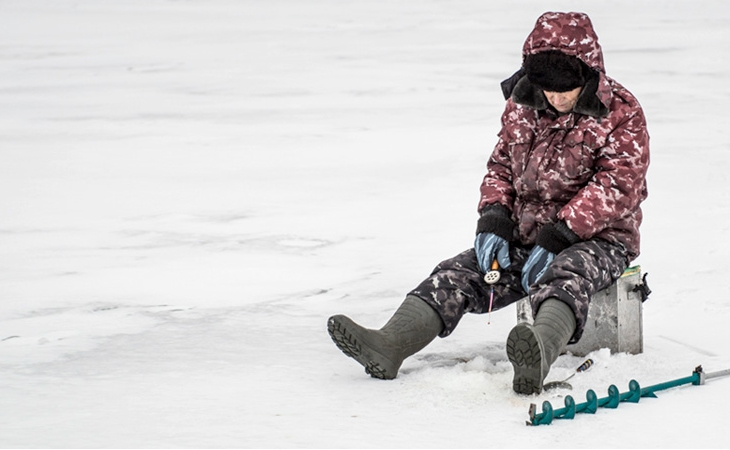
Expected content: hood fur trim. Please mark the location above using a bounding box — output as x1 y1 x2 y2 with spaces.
508 72 608 118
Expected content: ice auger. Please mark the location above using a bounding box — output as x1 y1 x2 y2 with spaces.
527 365 730 426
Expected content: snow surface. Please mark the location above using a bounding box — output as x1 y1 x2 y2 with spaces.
1 0 729 447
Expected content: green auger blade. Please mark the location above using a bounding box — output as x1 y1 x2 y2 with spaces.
527 365 724 426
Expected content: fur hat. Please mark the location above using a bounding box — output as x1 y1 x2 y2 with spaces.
523 50 590 92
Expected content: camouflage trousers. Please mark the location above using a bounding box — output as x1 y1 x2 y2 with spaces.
409 239 629 344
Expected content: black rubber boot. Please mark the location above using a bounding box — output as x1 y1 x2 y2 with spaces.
506 298 576 395
327 296 443 379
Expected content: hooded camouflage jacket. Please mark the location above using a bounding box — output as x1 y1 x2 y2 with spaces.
478 12 650 259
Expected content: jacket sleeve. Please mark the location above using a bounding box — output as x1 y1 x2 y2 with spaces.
478 102 519 213
558 103 650 240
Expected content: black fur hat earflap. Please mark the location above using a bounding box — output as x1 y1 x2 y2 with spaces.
523 50 591 92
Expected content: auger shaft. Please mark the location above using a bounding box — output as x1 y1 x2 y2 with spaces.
528 365 728 426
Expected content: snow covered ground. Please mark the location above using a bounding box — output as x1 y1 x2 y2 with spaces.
1 0 729 447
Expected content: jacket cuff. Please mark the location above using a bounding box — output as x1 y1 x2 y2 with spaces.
536 221 581 254
476 204 516 241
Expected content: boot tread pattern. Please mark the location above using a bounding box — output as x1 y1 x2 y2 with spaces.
327 316 391 380
507 324 544 395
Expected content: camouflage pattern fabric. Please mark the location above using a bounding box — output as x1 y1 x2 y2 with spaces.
409 13 646 346
479 12 650 260
409 239 628 343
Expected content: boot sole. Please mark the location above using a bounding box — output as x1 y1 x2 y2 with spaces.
506 324 545 395
327 315 397 380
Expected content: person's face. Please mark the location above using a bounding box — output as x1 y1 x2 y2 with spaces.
543 86 582 113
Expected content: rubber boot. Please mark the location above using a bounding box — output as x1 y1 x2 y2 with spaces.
506 298 576 395
327 296 443 379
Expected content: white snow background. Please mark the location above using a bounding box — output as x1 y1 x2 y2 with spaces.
1 0 729 447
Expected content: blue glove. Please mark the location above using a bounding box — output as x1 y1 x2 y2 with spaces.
475 204 515 274
521 245 555 292
521 221 581 292
475 232 511 273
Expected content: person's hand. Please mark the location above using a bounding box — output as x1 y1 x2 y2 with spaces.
521 221 580 292
475 204 515 274
521 245 554 292
475 232 511 273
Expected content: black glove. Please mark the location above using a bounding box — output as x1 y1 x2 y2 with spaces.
475 204 515 240
535 221 580 254
475 205 516 272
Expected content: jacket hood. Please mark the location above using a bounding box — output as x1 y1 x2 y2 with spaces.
501 11 613 117
523 12 605 73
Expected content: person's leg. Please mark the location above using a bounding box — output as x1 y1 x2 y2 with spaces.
409 248 530 337
530 239 629 342
328 295 443 379
507 240 629 394
327 247 528 379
